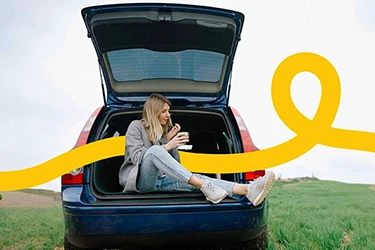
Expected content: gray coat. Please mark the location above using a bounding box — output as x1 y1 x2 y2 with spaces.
118 120 180 192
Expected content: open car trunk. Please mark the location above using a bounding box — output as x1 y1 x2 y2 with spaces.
89 107 241 204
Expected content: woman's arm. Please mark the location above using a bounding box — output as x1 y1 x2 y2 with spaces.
160 135 181 163
126 121 148 166
166 123 181 141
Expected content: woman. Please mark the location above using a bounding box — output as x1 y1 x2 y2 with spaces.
119 93 275 205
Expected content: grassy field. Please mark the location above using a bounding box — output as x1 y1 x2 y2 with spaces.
0 208 63 250
0 179 374 249
267 178 375 249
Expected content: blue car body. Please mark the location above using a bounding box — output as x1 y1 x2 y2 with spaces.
63 185 267 247
62 3 268 249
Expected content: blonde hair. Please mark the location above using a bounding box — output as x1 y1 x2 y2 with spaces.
141 94 173 143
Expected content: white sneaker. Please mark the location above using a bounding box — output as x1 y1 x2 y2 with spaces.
246 171 276 206
201 180 228 204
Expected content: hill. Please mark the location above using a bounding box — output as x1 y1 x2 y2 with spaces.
0 189 61 208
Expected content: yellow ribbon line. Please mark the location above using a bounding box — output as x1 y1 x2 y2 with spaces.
1 52 374 192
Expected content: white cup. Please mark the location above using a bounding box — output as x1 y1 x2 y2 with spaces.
179 132 189 137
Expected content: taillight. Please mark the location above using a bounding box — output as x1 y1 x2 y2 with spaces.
230 106 265 181
61 107 103 185
61 169 83 185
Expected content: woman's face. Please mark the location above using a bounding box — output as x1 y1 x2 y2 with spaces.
158 103 171 125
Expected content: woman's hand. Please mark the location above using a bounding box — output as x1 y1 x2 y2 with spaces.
167 123 181 141
164 132 189 151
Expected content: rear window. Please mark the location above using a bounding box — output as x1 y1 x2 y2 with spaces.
107 49 225 82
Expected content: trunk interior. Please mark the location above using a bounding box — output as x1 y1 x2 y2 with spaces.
90 107 241 202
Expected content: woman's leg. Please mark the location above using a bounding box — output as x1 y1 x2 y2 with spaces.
155 175 199 192
137 145 275 205
192 174 237 197
137 146 239 197
154 170 276 206
137 146 228 200
154 174 240 198
138 145 245 194
137 145 194 192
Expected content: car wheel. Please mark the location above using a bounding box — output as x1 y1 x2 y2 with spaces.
64 235 100 250
223 226 268 250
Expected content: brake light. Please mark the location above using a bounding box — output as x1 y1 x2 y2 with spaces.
61 107 103 185
230 106 265 181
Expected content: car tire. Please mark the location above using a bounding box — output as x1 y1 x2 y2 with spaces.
223 226 268 250
64 235 99 250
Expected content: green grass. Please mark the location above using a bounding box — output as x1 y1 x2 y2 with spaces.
0 180 374 249
0 208 63 250
267 179 375 249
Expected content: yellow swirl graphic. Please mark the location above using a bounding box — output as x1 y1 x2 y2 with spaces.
0 137 125 191
1 52 373 192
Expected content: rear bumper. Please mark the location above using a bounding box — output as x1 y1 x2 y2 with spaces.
66 227 267 249
62 186 268 249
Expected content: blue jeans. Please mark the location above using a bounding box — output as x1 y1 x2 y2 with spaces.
137 145 235 198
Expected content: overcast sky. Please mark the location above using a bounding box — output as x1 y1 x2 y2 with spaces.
1 0 374 192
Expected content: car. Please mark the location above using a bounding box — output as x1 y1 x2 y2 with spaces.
62 3 269 250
